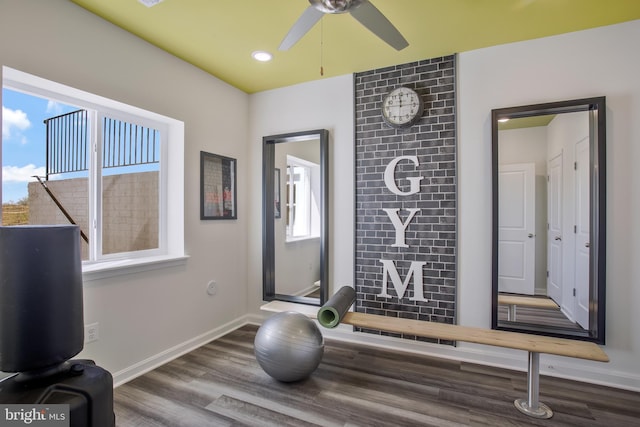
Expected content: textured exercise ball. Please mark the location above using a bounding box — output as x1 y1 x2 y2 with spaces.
254 311 324 382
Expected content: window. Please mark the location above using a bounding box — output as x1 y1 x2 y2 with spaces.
2 67 185 277
285 155 320 241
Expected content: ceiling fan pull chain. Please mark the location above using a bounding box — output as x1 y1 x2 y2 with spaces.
320 16 324 76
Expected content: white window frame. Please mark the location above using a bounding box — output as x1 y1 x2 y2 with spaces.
285 154 320 242
2 66 186 280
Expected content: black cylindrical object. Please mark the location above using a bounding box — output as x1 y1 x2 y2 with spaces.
0 225 84 372
317 286 356 328
0 359 116 427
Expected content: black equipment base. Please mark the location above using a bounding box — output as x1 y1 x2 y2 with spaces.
0 359 115 427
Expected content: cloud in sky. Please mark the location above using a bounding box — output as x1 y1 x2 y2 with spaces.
2 105 31 140
46 100 64 115
2 164 46 182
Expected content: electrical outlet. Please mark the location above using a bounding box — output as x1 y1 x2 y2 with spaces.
85 323 99 343
206 280 218 296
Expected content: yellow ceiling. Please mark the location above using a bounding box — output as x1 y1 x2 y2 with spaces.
70 0 640 94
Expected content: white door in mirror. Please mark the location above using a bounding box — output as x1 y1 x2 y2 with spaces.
498 163 536 296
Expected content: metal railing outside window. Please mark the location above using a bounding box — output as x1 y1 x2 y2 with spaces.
102 117 159 170
44 109 88 180
44 110 160 180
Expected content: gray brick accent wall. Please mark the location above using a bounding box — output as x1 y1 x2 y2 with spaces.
354 55 457 345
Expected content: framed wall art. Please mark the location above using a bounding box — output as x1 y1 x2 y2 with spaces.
200 151 237 220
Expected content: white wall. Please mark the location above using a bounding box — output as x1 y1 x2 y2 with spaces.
498 126 547 170
1 0 250 385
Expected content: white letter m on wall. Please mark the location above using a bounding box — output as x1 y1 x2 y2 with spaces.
378 259 428 302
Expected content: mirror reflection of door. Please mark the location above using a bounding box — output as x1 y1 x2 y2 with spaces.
497 111 589 331
547 152 563 306
574 137 590 328
498 163 535 295
492 97 605 344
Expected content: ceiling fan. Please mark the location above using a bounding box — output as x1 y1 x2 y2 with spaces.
279 0 409 51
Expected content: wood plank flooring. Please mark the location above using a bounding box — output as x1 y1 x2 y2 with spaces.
114 324 640 426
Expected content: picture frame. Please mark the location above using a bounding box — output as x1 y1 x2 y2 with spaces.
274 168 281 219
200 151 237 220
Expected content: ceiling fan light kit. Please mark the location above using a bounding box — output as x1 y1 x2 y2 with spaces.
314 0 362 14
138 0 164 8
279 0 409 51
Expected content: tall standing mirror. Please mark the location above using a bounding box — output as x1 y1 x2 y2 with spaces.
491 97 605 343
263 129 329 306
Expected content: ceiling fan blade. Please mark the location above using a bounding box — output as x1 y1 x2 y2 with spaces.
349 1 408 51
279 6 325 51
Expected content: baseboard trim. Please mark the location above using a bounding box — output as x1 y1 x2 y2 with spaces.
112 314 253 387
243 313 264 326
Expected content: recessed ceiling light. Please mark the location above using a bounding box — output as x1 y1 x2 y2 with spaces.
138 0 164 7
252 51 273 62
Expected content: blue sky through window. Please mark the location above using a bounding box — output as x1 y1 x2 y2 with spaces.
2 88 77 203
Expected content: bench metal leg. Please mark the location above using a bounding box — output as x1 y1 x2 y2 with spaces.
507 304 517 321
514 351 553 419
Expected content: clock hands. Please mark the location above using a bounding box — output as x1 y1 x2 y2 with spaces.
382 87 423 128
387 93 417 121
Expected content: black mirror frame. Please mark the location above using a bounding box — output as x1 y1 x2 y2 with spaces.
491 97 606 344
262 129 329 306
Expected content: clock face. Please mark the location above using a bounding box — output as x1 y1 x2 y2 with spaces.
382 87 423 128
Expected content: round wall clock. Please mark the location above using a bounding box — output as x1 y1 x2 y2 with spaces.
381 86 424 128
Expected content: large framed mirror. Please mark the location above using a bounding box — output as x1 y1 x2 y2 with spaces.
491 97 605 344
263 129 329 306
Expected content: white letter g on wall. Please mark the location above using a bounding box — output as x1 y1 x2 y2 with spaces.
383 155 423 196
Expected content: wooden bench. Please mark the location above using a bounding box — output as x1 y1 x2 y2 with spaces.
261 300 608 419
498 294 560 321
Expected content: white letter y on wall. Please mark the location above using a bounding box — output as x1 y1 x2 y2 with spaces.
383 208 420 248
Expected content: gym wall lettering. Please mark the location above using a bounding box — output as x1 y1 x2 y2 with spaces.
378 156 428 303
354 56 457 344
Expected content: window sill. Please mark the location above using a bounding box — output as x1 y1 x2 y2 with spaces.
82 254 189 282
285 236 320 244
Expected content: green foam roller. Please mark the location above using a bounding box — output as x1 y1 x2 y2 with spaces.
317 286 356 328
